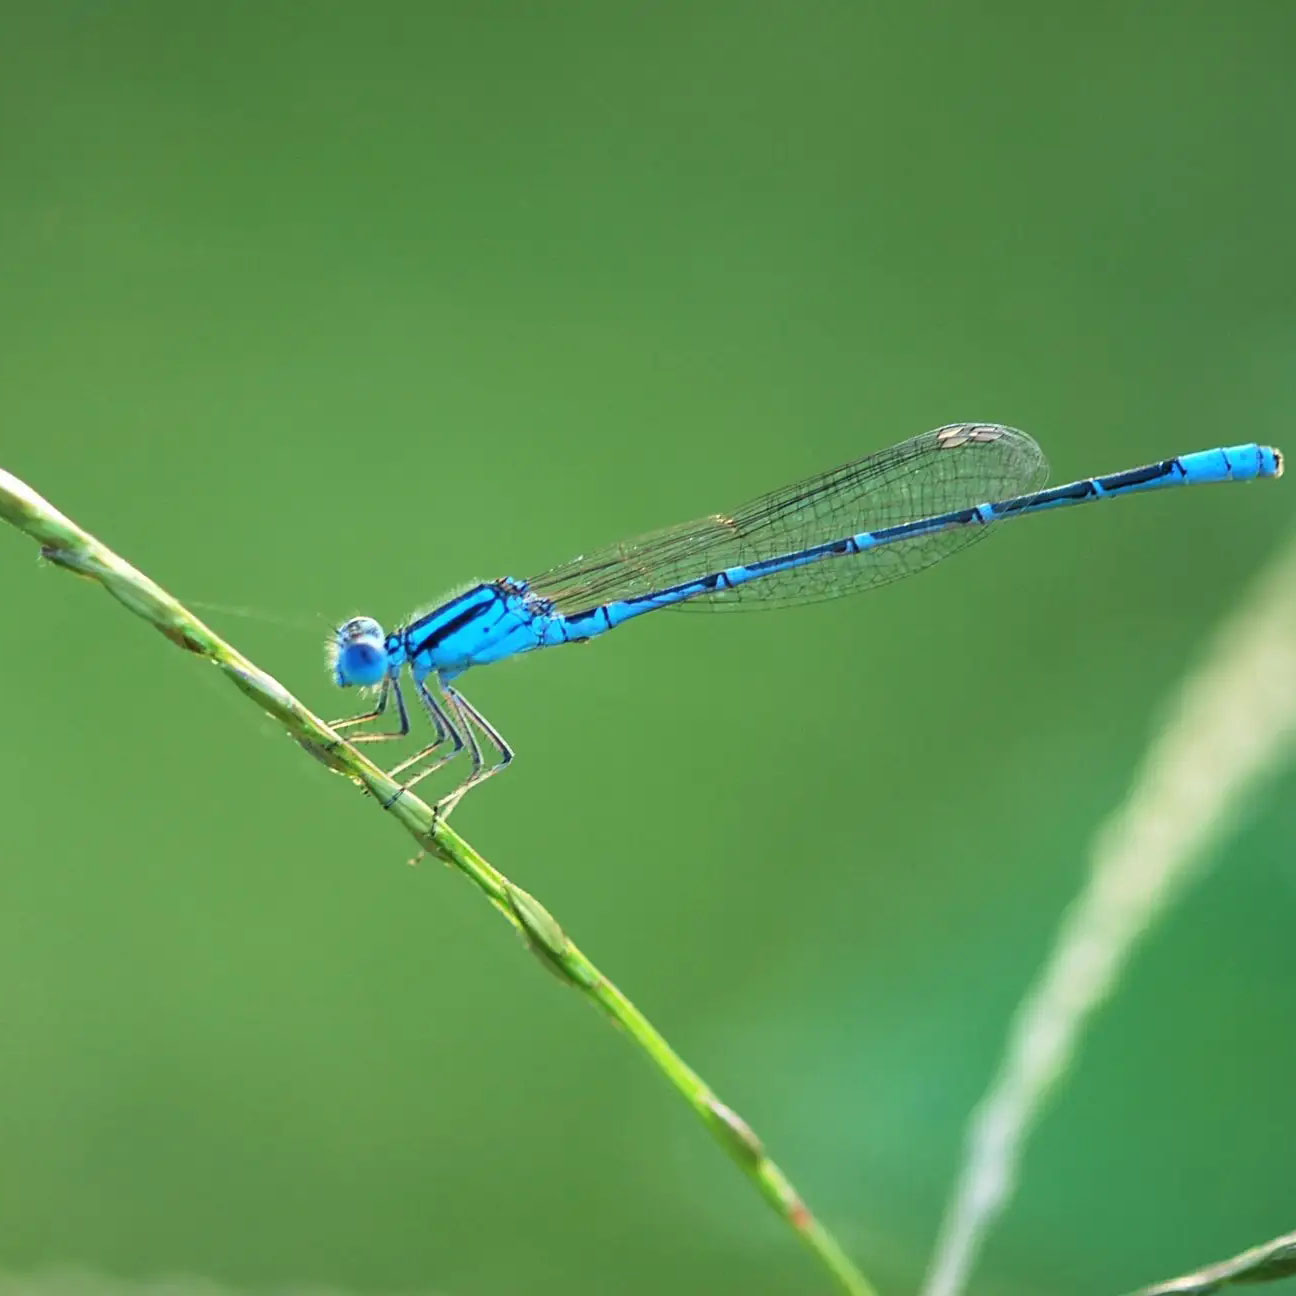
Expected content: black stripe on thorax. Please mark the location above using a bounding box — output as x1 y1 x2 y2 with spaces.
406 585 502 657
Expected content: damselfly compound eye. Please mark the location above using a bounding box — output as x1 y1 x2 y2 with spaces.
330 616 388 687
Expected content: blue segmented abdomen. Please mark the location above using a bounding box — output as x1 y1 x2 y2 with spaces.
536 435 1283 639
1178 444 1282 483
389 430 1282 671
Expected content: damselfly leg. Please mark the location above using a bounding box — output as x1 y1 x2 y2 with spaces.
432 685 514 818
377 676 514 818
329 677 411 742
384 677 464 788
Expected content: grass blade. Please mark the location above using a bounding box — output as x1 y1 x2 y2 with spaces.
922 530 1296 1296
0 465 876 1296
1132 1228 1296 1295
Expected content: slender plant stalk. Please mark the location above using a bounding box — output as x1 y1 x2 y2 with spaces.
922 528 1296 1296
1131 1228 1296 1295
0 466 876 1296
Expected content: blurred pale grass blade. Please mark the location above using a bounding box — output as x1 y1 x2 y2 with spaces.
1132 1227 1296 1295
922 531 1296 1296
0 467 876 1296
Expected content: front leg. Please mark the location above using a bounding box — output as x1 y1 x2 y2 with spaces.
330 677 412 743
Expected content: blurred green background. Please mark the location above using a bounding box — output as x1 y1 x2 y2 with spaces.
2 3 1293 1294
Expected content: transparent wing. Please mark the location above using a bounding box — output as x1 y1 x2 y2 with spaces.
527 424 1049 612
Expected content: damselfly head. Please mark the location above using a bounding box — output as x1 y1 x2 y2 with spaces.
330 616 388 687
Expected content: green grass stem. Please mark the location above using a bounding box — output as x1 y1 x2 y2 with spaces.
1132 1228 1296 1295
0 465 876 1296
